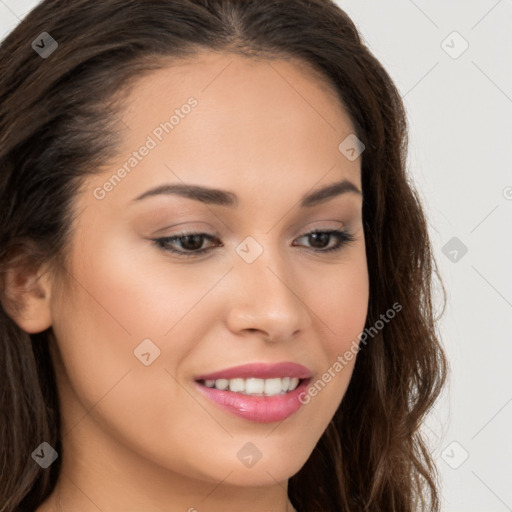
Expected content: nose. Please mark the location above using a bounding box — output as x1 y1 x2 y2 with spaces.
225 243 312 342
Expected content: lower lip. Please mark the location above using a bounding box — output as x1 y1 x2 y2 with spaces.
194 379 310 423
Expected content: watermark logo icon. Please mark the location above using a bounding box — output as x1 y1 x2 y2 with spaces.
338 134 365 161
31 442 58 469
442 236 468 263
441 441 469 469
441 31 469 60
31 32 58 59
134 338 161 366
237 442 263 468
236 236 263 264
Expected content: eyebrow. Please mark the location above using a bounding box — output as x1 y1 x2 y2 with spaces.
132 178 361 207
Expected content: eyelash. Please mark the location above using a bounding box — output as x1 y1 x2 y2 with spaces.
151 229 356 258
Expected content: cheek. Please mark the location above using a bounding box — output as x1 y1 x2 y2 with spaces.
310 245 369 354
48 249 223 478
48 230 231 444
60 228 229 340
299 246 369 414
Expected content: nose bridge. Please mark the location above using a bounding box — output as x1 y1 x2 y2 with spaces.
236 234 292 297
227 234 310 339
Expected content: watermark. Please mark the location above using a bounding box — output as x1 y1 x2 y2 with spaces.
298 301 402 404
441 440 469 469
338 133 365 161
31 32 58 59
440 31 469 60
93 97 198 200
442 236 468 263
31 441 58 468
237 442 263 468
133 338 161 366
235 236 264 263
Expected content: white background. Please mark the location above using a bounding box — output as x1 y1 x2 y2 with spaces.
1 1 511 510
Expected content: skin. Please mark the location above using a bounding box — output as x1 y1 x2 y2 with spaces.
11 52 369 511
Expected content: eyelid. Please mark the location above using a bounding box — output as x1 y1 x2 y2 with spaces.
150 221 218 237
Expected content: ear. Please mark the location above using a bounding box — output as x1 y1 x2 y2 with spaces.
1 256 53 334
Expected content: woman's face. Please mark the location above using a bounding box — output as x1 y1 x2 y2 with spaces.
47 51 369 501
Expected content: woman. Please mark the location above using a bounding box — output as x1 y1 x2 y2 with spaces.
0 1 448 510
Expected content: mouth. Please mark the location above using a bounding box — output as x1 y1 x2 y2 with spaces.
194 362 313 423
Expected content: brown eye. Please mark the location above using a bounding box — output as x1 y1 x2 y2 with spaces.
177 234 207 251
292 230 356 253
153 232 222 257
308 232 331 249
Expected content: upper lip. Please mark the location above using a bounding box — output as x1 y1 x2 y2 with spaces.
195 362 313 381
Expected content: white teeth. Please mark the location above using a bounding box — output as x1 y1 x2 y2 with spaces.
229 378 245 393
264 378 282 395
245 378 264 394
204 377 303 396
214 378 229 390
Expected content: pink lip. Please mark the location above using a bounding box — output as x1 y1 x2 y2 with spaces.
195 362 312 381
194 362 313 423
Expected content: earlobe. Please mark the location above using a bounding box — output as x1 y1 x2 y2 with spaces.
2 260 53 334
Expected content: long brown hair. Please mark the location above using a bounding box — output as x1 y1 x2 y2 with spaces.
0 1 448 510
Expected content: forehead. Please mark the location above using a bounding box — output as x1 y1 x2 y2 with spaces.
122 51 347 122
90 51 361 209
